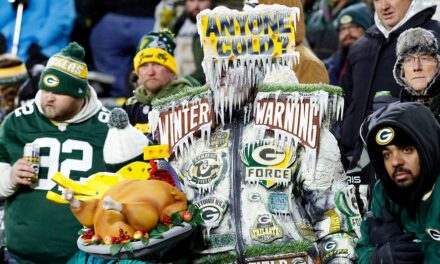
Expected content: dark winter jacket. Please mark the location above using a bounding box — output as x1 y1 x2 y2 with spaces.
355 102 440 263
339 4 440 167
324 52 344 86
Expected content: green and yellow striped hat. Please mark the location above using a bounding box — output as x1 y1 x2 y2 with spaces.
39 42 88 98
0 54 28 85
133 29 177 75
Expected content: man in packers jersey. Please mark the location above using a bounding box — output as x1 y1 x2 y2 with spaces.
0 42 110 263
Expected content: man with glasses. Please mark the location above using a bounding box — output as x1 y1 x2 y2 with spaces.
394 28 440 109
339 0 440 169
324 3 373 86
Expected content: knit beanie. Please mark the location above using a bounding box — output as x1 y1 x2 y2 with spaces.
393 28 440 95
336 3 373 31
39 42 88 98
0 54 28 85
103 108 151 172
133 29 177 75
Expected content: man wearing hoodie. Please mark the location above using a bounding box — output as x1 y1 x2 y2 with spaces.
0 42 111 263
355 102 440 263
339 0 440 168
345 27 440 215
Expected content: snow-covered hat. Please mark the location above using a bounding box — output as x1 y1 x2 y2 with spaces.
393 28 440 97
103 108 150 172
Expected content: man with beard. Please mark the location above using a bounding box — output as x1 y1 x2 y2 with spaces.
123 29 199 139
0 42 111 263
339 0 440 168
324 3 373 85
355 102 440 263
171 0 213 85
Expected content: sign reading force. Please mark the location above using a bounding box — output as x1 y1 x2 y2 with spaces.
197 6 299 60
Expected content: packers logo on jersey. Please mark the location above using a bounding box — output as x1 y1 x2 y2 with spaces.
427 228 440 241
43 74 60 87
376 127 394 145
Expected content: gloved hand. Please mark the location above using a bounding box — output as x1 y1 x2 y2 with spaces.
10 0 29 10
26 43 47 70
366 207 403 246
371 232 424 264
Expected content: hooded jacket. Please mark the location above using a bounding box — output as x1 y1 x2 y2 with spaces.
355 102 440 263
260 0 330 84
393 28 440 122
339 0 440 166
147 74 360 263
0 87 110 263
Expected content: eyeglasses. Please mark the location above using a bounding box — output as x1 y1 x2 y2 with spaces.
403 54 437 67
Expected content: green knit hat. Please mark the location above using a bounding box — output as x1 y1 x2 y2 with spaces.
39 42 88 98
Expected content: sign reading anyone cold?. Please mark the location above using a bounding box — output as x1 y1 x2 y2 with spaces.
197 5 299 59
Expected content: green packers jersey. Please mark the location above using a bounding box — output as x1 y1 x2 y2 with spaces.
0 102 110 264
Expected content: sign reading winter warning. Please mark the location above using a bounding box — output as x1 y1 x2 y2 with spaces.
197 5 299 60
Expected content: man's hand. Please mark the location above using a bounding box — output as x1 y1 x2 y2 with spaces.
366 207 403 246
371 233 424 264
11 158 34 186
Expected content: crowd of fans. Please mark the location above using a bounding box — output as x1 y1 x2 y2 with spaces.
1 0 440 263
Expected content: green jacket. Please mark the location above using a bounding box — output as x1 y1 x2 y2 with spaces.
355 177 440 263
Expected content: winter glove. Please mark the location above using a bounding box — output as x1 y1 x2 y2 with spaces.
26 43 47 70
371 232 424 264
10 0 29 10
366 207 403 246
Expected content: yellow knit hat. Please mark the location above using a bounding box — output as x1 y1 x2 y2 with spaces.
133 29 177 75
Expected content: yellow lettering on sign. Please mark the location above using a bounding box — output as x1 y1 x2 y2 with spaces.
199 8 297 59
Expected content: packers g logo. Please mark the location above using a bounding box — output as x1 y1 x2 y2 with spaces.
324 240 337 251
427 228 440 241
43 74 60 87
376 127 394 145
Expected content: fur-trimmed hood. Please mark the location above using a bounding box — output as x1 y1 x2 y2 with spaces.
393 27 440 100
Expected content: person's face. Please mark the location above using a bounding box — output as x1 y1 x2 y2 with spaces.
374 0 412 30
402 53 438 93
138 62 175 96
185 0 212 22
338 23 365 47
382 144 420 188
40 90 84 122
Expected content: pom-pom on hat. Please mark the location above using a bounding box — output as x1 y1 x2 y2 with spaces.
335 3 373 31
38 42 88 98
103 108 150 172
0 54 28 85
133 29 177 75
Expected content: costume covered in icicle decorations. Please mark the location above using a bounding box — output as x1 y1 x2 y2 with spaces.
147 5 360 263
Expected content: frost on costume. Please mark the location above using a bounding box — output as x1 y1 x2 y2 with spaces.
147 5 361 263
